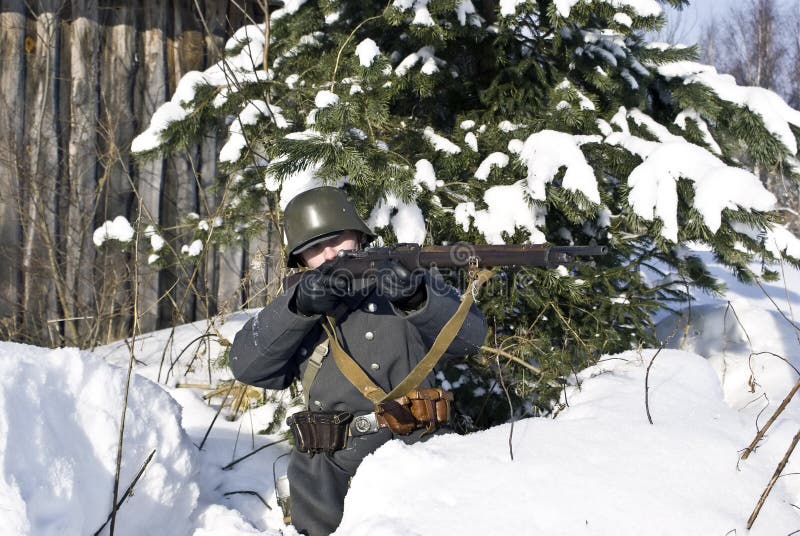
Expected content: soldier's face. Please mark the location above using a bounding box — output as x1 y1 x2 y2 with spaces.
299 230 360 268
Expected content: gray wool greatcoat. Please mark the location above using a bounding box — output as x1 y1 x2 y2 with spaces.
228 270 487 536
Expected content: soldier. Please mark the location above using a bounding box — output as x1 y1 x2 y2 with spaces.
229 186 487 536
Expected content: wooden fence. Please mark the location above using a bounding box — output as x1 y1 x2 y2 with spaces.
0 0 280 347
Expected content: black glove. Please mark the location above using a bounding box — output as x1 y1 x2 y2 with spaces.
294 268 349 316
375 260 426 309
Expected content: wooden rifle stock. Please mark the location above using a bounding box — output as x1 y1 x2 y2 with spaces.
283 243 607 288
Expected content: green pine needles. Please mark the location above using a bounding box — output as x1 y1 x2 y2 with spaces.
133 0 800 424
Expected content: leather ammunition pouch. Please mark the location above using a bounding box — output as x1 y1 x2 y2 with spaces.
288 389 454 454
286 411 352 455
376 387 453 435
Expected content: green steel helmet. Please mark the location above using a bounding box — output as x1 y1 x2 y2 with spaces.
283 186 376 267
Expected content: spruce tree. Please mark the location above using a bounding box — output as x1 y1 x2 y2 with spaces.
133 0 800 426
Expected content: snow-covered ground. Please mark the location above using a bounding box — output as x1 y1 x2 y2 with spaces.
2 250 799 535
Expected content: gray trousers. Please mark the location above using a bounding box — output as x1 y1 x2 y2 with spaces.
287 427 449 536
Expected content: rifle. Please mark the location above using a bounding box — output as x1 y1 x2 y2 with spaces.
284 243 607 288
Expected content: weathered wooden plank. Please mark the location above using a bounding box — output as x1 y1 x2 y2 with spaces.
0 0 26 333
135 0 168 333
165 0 207 323
63 0 100 345
98 3 137 341
196 0 227 317
22 0 62 343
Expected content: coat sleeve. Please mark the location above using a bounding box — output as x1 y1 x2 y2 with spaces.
402 270 488 358
228 286 321 390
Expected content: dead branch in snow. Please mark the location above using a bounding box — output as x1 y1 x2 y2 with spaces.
94 449 156 536
741 378 800 460
747 428 800 529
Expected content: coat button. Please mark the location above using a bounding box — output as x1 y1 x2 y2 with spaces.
299 348 308 356
313 400 322 407
364 331 374 340
370 363 380 370
367 302 377 312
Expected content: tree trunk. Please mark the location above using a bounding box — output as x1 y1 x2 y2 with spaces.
0 0 26 335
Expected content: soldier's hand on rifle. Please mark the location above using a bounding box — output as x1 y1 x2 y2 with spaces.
294 267 349 316
376 260 426 309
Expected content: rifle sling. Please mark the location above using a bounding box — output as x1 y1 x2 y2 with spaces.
300 340 329 407
322 269 493 404
299 300 353 408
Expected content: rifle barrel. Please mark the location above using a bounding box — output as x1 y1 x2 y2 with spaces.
418 244 607 269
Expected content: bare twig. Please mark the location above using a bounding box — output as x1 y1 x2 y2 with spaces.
108 201 143 536
755 279 800 334
644 345 666 425
222 437 290 471
93 450 156 536
223 490 272 509
198 380 238 450
495 355 515 461
747 428 800 530
741 378 800 460
481 345 542 374
748 351 800 379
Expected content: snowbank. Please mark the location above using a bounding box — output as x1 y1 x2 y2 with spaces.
0 343 200 536
336 350 800 535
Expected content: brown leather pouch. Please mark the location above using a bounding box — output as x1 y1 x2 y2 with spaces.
374 399 417 435
286 411 352 454
376 388 453 435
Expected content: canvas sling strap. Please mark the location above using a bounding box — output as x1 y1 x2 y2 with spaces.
321 268 494 405
299 299 354 408
300 340 329 407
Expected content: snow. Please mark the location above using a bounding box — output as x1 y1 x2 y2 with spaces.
3 253 800 534
394 47 443 77
423 127 461 154
499 0 526 17
314 90 339 109
367 194 427 244
413 159 438 191
604 108 777 242
133 25 272 155
474 151 509 180
674 108 722 155
182 240 204 257
93 216 135 247
0 345 200 535
461 182 548 243
656 61 800 155
554 0 661 19
613 12 633 26
354 38 380 67
519 130 601 204
464 132 478 152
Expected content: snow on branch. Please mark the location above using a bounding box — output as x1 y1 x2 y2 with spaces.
656 61 800 155
93 216 135 247
132 25 272 155
368 193 426 243
456 183 547 244
552 0 661 19
606 110 777 242
518 130 600 204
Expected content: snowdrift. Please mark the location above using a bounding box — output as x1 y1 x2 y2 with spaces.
335 350 800 535
0 342 200 536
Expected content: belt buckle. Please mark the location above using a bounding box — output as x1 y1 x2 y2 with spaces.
352 413 380 436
